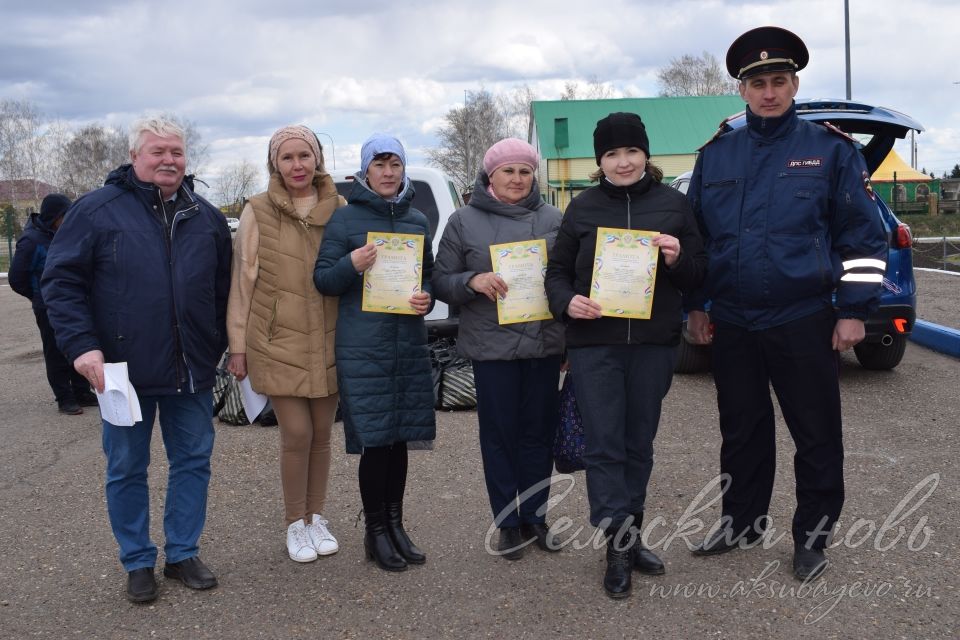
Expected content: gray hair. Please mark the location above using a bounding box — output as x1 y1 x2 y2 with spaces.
128 116 186 154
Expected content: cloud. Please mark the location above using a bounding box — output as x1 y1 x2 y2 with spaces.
2 0 959 184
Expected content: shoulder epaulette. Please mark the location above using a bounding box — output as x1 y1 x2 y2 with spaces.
698 114 739 151
818 120 857 144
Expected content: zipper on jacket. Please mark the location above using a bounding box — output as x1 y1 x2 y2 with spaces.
390 202 400 430
626 191 632 344
158 196 185 392
161 192 200 393
814 236 827 287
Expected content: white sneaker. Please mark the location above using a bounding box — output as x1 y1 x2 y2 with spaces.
307 514 339 556
287 520 318 563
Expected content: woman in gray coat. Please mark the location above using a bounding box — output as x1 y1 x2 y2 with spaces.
433 138 564 561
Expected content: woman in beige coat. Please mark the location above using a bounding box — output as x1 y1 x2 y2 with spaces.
227 125 343 563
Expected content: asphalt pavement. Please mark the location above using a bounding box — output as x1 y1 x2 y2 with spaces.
0 275 957 639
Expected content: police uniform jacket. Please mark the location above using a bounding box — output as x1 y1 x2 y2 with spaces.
687 102 887 329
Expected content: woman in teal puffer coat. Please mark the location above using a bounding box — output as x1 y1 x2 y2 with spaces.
313 133 435 573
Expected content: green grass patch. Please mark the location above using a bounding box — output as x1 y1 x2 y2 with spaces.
895 212 960 237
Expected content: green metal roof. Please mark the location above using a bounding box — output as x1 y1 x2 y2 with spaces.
531 96 746 159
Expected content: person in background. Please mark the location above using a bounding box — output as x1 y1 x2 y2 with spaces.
41 116 231 603
313 134 436 572
226 125 342 563
433 138 564 560
685 26 888 580
9 193 96 415
545 112 706 598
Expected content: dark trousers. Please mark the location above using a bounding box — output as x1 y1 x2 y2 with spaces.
358 443 408 513
473 356 561 529
712 308 844 549
34 307 89 403
568 344 676 528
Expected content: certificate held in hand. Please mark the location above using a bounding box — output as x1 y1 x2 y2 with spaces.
489 239 552 325
361 232 424 315
589 227 660 319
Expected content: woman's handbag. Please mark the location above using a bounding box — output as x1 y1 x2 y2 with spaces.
553 372 585 473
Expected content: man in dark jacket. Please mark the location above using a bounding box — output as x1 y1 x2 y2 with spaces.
41 116 232 604
9 193 95 414
685 27 887 581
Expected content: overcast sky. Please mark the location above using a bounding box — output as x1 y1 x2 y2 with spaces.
2 0 958 192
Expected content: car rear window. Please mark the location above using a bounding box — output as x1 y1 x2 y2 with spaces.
335 178 439 237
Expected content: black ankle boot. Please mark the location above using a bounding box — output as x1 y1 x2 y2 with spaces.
364 510 407 572
385 501 426 564
631 513 665 575
603 528 632 599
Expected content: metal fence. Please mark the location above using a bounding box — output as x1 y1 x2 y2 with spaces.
913 236 960 273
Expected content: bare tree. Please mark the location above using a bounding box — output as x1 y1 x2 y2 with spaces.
558 77 616 101
427 89 508 192
159 113 211 177
499 84 538 141
656 52 738 97
559 81 580 101
214 160 262 214
55 124 129 199
0 99 46 212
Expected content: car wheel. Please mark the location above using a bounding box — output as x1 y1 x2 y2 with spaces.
853 335 907 370
675 326 711 374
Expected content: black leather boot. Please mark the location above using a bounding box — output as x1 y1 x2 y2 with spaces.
385 501 426 565
631 513 665 575
364 510 407 572
603 528 632 599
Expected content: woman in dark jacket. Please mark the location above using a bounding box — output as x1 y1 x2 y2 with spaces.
433 138 564 561
313 133 435 573
544 112 706 599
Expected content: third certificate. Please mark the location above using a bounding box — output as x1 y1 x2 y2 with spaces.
589 227 659 319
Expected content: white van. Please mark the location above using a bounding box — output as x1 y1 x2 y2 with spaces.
329 166 465 336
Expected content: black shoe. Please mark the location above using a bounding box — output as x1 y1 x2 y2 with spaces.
692 528 758 556
126 567 157 603
385 502 426 565
57 399 83 415
603 532 632 599
364 510 407 572
75 391 99 407
497 526 525 561
628 512 663 574
163 556 218 590
793 544 828 580
633 545 665 575
521 522 560 553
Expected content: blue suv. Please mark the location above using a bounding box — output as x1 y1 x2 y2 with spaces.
671 99 920 371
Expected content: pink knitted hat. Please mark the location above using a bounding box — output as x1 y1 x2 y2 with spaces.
483 138 539 177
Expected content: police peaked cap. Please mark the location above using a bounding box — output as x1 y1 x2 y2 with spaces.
725 26 809 80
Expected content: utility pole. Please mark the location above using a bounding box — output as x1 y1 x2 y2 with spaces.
844 0 852 99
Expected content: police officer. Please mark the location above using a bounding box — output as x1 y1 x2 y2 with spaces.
685 26 887 580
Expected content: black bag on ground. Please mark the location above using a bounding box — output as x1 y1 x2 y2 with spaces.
429 338 477 410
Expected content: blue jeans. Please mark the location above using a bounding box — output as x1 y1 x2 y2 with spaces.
101 390 214 571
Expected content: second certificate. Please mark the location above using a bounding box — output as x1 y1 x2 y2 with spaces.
589 227 660 319
362 232 424 315
489 239 552 325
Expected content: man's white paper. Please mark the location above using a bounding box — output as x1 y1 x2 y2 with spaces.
239 377 268 424
97 362 142 427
